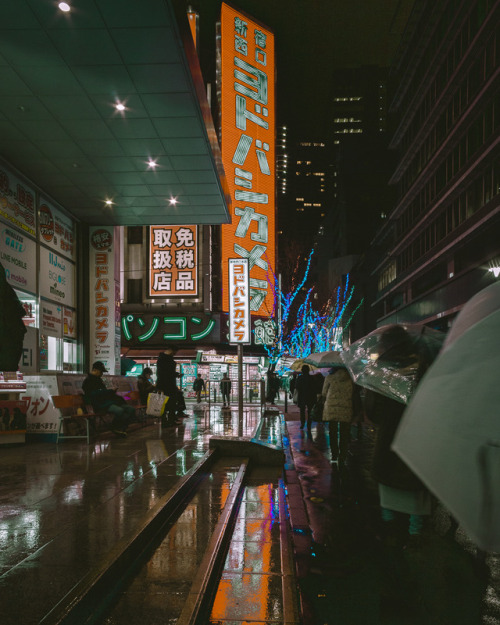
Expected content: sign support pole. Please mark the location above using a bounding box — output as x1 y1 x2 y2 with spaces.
237 343 243 437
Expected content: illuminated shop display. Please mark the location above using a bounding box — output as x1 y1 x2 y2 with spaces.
149 225 198 298
219 3 276 316
121 313 218 344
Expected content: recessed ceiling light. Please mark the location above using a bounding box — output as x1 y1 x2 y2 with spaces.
168 197 178 206
147 159 158 169
58 2 71 12
115 102 126 112
105 199 113 206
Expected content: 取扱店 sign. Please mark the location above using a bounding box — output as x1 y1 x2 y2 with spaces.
228 258 250 344
219 3 276 316
149 225 198 298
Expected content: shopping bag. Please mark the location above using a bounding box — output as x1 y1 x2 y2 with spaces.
146 392 169 417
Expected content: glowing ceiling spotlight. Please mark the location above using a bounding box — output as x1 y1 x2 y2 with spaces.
147 159 158 169
104 199 114 206
58 2 71 12
168 197 178 206
488 266 500 278
115 102 126 112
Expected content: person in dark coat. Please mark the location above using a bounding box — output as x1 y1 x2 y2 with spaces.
220 373 232 406
137 367 155 405
155 346 180 426
0 261 27 371
295 364 317 431
193 374 206 403
266 371 281 404
82 361 134 437
363 325 431 547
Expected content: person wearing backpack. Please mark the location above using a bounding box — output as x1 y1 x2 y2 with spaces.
193 374 205 403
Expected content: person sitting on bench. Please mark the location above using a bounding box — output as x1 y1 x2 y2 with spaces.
82 361 134 438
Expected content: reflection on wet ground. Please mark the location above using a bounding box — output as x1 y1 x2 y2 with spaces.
0 404 263 625
287 418 500 625
1 402 499 625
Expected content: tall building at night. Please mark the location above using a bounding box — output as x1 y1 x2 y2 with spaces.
324 66 396 259
280 136 334 249
352 0 500 336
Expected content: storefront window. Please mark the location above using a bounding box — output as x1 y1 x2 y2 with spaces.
39 334 62 371
63 340 79 372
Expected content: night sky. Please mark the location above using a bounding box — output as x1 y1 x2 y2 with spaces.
195 0 416 135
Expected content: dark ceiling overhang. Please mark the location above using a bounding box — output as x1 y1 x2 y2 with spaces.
0 0 230 226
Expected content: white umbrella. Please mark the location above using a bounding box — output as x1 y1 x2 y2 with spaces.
341 324 445 404
393 280 500 552
303 350 343 368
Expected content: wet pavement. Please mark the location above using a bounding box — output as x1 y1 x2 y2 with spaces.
0 400 499 624
284 412 500 625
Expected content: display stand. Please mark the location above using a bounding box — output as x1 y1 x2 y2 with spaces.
0 371 27 445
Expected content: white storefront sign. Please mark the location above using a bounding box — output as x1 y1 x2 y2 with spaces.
24 375 60 437
89 227 120 374
228 258 250 344
38 197 76 261
39 245 76 307
0 164 36 237
0 222 37 293
41 300 62 338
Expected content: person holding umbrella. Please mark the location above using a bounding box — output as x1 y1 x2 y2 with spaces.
322 364 354 468
295 364 317 432
362 325 433 548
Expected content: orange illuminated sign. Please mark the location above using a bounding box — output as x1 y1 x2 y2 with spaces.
219 3 275 316
149 225 198 298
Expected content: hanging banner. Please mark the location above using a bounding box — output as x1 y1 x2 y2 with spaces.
228 258 251 344
0 222 37 293
0 164 36 237
219 3 276 316
41 300 62 338
63 307 76 339
38 198 76 261
148 225 198 298
89 227 120 374
39 246 76 307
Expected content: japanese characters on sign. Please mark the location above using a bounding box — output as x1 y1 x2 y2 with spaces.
121 313 218 344
149 225 198 298
39 246 76 307
0 223 37 293
219 3 275 316
253 318 276 346
228 258 250 344
0 164 36 237
89 227 120 374
38 198 76 261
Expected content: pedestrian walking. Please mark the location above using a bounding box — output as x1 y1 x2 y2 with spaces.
220 373 232 406
193 374 206 403
363 325 432 548
266 371 281 404
82 361 134 437
322 366 354 467
295 364 317 431
156 346 180 426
